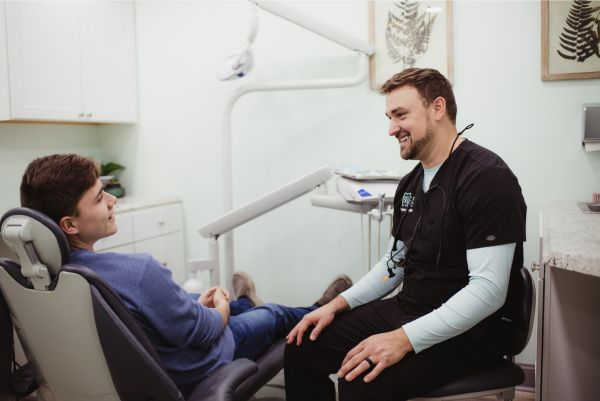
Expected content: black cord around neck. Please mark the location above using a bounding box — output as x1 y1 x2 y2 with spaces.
448 123 474 159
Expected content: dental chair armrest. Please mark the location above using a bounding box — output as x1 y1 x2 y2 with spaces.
187 359 258 401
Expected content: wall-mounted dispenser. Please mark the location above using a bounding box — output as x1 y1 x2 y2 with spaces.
583 104 600 152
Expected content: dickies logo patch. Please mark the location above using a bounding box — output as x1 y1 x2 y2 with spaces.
486 235 496 242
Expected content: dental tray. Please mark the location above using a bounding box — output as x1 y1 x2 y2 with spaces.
334 168 402 181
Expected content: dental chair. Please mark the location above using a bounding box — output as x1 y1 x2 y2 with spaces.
412 265 535 401
0 207 285 401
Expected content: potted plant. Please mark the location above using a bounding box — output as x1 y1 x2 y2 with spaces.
100 162 126 198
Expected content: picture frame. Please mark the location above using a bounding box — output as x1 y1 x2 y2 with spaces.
369 0 453 90
542 0 600 81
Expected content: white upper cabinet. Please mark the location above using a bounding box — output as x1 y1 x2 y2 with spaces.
79 1 138 123
4 1 83 121
0 1 138 123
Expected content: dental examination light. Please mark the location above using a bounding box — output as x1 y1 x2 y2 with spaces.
185 166 332 292
201 0 375 292
217 7 259 80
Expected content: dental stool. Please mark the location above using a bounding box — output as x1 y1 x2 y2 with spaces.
412 266 535 401
0 207 284 401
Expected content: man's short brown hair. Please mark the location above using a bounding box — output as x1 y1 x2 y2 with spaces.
20 154 100 223
380 68 457 124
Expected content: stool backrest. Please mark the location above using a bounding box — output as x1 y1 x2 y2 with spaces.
503 266 535 356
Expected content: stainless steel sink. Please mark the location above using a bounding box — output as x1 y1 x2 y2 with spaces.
577 202 600 213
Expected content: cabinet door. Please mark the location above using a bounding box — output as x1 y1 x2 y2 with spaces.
79 1 138 123
5 1 83 121
134 232 186 285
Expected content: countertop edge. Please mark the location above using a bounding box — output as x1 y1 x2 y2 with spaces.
542 201 600 278
543 252 600 278
114 196 182 213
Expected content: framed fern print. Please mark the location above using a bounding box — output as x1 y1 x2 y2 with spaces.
368 0 453 90
542 0 600 80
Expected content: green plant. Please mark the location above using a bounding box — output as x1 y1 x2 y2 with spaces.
101 162 126 177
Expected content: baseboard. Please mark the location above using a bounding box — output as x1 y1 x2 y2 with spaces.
516 363 535 393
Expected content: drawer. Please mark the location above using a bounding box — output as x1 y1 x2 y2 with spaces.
94 213 134 251
132 203 183 241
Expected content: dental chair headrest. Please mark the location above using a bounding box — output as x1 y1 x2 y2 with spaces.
1 207 69 277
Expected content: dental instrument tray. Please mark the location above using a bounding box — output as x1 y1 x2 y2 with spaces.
334 168 403 181
336 176 400 204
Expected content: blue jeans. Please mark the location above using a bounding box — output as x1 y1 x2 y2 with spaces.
229 296 254 316
228 302 317 361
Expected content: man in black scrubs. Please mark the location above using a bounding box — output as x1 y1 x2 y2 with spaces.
283 68 527 401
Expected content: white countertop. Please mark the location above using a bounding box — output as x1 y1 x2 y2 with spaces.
542 201 600 278
113 196 181 213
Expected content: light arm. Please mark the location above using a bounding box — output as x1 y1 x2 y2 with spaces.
186 165 332 292
250 0 374 55
199 165 332 238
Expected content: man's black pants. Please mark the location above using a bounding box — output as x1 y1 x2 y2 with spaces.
284 298 512 401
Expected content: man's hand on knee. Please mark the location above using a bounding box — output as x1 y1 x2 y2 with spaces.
287 295 349 345
337 328 413 383
286 305 335 345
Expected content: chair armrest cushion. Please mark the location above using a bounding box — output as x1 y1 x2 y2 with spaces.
187 359 258 401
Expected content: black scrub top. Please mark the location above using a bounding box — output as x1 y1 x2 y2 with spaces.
391 140 527 331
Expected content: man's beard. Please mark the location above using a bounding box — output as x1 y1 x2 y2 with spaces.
402 122 435 160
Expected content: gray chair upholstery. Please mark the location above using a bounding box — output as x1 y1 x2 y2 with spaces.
0 207 282 401
412 266 535 401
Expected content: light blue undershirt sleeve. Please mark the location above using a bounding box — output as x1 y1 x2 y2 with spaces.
402 243 516 353
340 237 405 309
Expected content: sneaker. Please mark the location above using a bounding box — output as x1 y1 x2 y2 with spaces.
315 274 353 306
233 271 264 307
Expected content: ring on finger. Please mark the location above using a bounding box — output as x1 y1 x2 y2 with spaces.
364 356 376 369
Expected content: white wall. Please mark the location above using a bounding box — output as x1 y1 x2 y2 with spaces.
0 124 102 212
99 0 600 365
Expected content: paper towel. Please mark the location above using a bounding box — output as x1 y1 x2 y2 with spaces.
584 142 600 152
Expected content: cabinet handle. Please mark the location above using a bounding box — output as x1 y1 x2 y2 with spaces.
161 261 168 267
78 112 84 118
86 113 93 118
158 220 166 226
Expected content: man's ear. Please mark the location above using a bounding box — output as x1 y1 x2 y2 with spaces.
59 216 79 236
431 96 447 122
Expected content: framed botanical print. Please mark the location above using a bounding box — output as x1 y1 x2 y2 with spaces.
369 0 453 90
542 0 600 81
